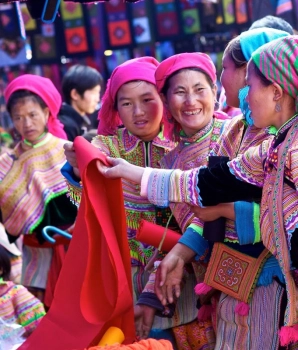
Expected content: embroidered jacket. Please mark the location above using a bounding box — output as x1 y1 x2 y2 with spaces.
0 280 45 335
0 133 76 240
66 127 174 267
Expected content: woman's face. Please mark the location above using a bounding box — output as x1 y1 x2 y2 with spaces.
10 97 49 142
116 81 163 141
163 70 217 137
245 61 275 128
220 51 247 108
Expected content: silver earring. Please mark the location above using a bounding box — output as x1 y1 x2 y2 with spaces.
214 100 220 110
275 103 281 112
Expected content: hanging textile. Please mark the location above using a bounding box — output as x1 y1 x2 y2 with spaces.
104 0 132 47
0 3 27 68
235 0 248 23
180 1 200 34
154 0 179 37
276 0 293 14
60 1 91 55
131 1 152 44
222 0 235 24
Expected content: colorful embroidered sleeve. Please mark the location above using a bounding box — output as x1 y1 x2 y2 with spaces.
13 285 46 334
61 161 82 207
142 168 202 207
142 162 262 208
228 140 270 187
288 143 298 191
91 134 121 158
178 226 209 261
234 202 261 244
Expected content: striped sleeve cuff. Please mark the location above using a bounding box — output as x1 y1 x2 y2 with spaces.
234 201 260 245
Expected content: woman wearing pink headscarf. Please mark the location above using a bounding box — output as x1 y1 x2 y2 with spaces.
0 74 76 308
132 53 230 350
63 57 180 344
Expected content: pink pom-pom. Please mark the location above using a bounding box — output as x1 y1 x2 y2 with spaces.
197 304 212 321
235 301 250 316
279 325 298 346
194 283 212 295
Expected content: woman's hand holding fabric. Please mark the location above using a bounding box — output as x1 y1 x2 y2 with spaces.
63 142 80 178
96 157 145 184
134 304 155 340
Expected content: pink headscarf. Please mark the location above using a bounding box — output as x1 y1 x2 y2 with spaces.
97 57 159 135
155 53 219 141
5 74 67 140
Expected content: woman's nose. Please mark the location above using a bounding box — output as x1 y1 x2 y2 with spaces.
185 93 196 105
134 104 144 116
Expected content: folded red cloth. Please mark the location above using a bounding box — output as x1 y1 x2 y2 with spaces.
136 220 180 252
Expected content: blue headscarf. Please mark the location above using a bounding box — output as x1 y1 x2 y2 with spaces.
237 28 290 125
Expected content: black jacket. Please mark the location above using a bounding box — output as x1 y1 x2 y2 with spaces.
58 103 92 141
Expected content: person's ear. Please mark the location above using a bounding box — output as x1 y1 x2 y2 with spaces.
43 107 50 123
272 83 283 102
212 83 218 98
70 88 80 101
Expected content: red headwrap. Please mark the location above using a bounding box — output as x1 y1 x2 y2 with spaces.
4 74 67 140
97 57 159 136
155 53 218 141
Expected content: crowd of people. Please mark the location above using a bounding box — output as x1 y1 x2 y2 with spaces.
0 13 297 350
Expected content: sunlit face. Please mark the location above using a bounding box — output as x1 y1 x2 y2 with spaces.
220 51 247 108
163 70 217 137
73 85 101 115
245 61 275 129
10 97 49 142
116 81 163 141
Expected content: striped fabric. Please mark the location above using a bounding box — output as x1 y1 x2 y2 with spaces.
160 118 225 235
21 245 52 289
276 0 293 14
0 280 45 334
216 280 283 350
252 36 298 112
0 133 68 237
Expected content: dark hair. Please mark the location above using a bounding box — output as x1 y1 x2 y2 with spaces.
225 37 247 68
161 67 215 95
62 64 103 104
7 90 47 114
0 245 11 281
249 15 293 34
250 61 272 87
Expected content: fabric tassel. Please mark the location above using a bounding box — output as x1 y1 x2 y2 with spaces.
235 301 250 316
194 283 212 295
279 325 298 346
197 304 212 321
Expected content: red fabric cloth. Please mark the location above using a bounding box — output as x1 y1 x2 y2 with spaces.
4 74 67 139
19 136 135 350
136 220 180 252
44 244 67 308
97 57 159 136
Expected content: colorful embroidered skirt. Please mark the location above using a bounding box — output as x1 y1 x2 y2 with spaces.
216 280 284 350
